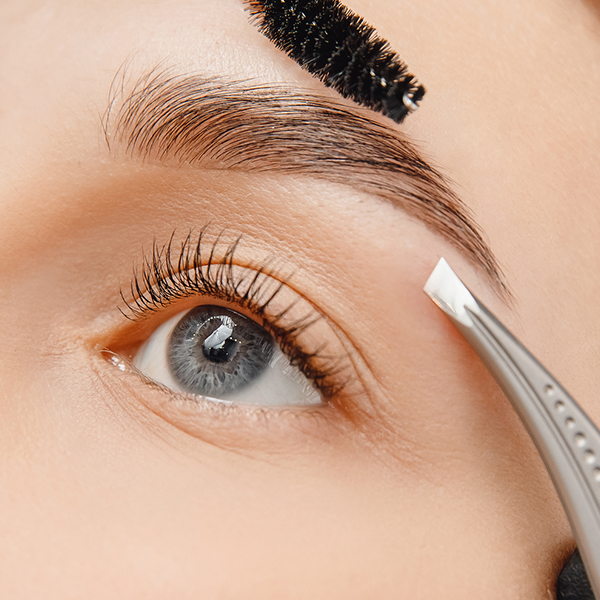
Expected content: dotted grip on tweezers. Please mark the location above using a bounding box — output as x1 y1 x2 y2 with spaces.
465 304 600 598
547 383 600 489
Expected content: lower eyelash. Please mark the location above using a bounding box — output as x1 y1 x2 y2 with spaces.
119 228 350 399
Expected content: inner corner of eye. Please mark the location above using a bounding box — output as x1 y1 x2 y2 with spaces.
124 304 323 407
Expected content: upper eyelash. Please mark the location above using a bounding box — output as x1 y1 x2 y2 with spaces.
121 228 282 318
120 228 349 397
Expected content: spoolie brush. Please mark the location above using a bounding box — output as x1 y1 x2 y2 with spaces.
244 0 425 123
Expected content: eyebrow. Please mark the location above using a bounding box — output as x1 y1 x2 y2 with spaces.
104 67 508 296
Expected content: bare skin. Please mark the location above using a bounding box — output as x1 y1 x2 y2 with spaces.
0 0 599 597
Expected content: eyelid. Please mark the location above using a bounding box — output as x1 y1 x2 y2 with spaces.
112 229 354 402
97 346 352 456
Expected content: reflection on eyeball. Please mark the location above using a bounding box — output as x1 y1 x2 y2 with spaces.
132 305 322 406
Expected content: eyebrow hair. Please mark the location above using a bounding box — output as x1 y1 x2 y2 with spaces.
104 67 508 296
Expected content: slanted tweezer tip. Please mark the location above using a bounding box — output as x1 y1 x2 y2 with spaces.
424 258 480 327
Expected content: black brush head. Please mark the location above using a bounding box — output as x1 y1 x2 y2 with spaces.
245 0 425 123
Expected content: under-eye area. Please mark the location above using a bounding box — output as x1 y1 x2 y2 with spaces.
105 230 354 409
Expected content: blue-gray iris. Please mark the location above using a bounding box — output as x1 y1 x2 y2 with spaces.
167 305 275 397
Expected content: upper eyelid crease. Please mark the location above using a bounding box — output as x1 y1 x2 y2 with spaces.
102 65 509 299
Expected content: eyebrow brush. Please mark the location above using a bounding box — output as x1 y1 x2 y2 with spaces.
424 258 600 599
244 0 425 123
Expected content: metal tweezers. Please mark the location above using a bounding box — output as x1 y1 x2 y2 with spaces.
425 258 600 598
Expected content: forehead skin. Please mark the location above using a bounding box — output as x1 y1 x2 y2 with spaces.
0 0 599 598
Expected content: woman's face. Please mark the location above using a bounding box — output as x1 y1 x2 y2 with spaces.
1 0 599 597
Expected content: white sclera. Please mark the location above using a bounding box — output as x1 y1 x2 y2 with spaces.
132 309 322 406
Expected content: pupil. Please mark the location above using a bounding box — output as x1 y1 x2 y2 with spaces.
203 322 240 364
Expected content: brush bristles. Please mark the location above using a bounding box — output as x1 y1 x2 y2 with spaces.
245 0 425 123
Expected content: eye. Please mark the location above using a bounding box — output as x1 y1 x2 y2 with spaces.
133 304 322 406
108 231 352 409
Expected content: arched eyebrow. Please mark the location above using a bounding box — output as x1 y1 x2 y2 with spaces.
104 67 508 297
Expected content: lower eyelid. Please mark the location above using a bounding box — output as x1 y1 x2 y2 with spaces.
92 312 388 457
96 348 351 451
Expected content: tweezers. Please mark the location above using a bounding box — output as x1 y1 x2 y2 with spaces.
424 258 600 598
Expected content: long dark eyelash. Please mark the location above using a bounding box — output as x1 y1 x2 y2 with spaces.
120 229 348 397
121 228 285 320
